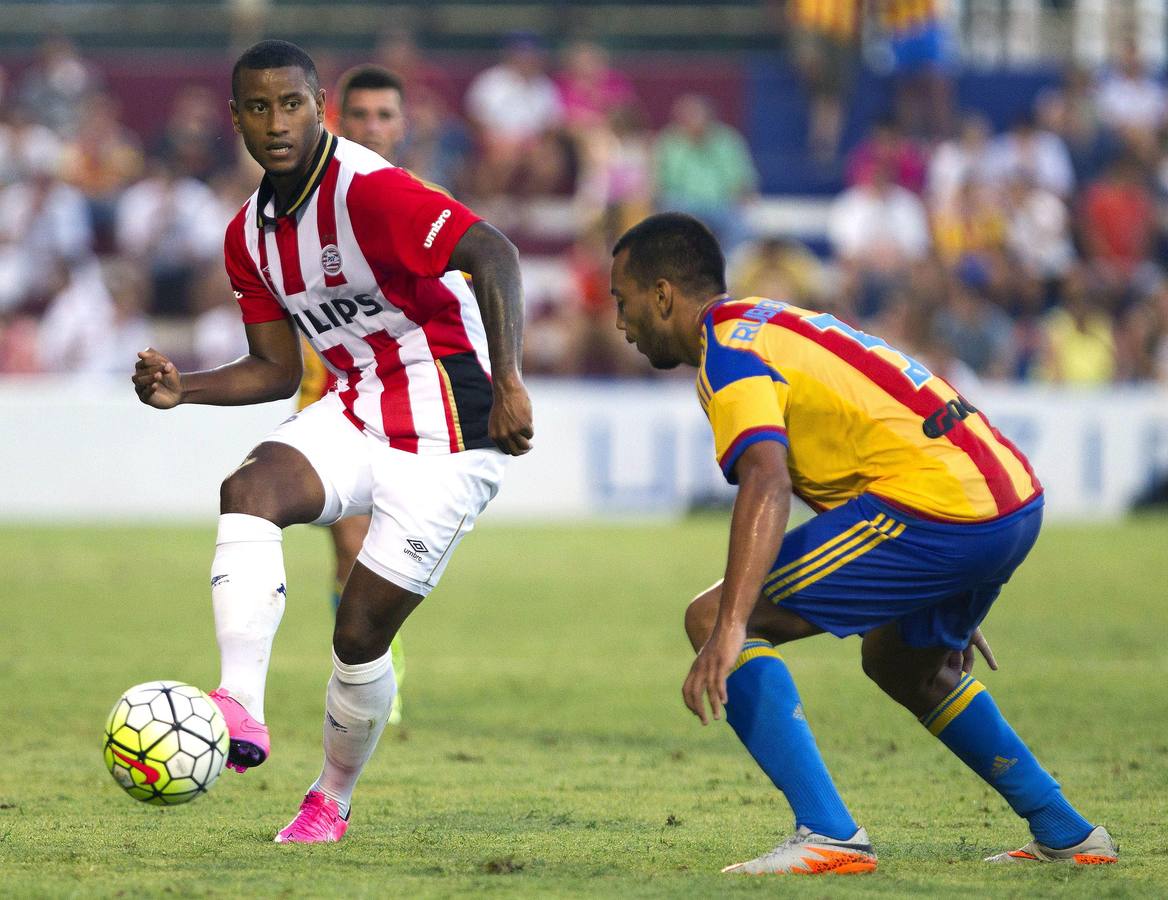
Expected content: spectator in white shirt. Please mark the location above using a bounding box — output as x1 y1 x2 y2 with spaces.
115 155 227 315
37 258 151 375
0 148 92 311
465 32 565 196
829 159 930 318
927 112 993 212
829 159 931 269
0 104 64 185
1003 175 1073 282
983 113 1075 199
1096 40 1167 139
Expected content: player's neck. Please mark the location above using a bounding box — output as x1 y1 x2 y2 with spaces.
683 293 730 365
268 128 326 210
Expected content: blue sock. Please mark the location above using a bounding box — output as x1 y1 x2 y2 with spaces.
923 674 1093 848
725 640 858 840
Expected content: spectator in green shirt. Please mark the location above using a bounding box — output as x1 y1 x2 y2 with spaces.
653 94 758 252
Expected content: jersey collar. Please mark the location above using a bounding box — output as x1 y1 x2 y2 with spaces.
695 294 732 333
255 130 337 227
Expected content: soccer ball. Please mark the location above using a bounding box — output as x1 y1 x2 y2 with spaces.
103 680 229 805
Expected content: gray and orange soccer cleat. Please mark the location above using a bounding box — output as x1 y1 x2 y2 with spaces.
207 688 270 773
985 825 1117 865
721 826 878 875
274 791 350 844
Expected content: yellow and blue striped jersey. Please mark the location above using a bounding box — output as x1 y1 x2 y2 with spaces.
696 298 1041 523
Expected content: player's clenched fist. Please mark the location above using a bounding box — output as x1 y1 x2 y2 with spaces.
489 379 534 456
133 348 183 409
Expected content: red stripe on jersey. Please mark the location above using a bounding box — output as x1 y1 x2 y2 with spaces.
224 207 285 324
772 310 1023 516
709 299 767 326
363 330 419 452
319 343 366 432
255 228 281 298
275 217 306 295
415 278 475 355
316 159 348 288
974 412 1042 495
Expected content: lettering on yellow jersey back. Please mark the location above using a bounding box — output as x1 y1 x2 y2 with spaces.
804 312 933 389
728 298 787 342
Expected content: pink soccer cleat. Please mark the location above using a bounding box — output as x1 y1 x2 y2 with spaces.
207 688 270 773
274 791 350 844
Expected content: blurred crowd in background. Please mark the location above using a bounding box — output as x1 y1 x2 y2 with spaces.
2 10 1168 389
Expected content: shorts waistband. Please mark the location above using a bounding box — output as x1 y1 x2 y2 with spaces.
864 492 1044 534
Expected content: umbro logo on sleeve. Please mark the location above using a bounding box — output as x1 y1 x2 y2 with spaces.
423 209 452 249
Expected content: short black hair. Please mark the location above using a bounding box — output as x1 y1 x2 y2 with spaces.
338 65 404 110
612 212 727 296
232 40 320 101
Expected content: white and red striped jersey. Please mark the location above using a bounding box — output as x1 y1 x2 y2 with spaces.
224 132 494 455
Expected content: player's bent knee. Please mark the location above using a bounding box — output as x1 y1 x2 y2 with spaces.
220 468 286 522
219 443 326 525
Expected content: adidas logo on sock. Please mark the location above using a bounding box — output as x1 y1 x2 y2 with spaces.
991 755 1018 779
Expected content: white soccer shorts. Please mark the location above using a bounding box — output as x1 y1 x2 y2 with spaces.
263 392 506 596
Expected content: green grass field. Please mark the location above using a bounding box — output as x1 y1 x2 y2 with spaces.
1 516 1165 898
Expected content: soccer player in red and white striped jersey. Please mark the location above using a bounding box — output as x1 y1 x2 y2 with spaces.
133 40 532 843
299 65 410 726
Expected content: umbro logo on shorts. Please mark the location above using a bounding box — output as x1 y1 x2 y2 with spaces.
403 538 428 562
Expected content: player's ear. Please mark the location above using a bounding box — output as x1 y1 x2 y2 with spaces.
317 89 326 124
228 99 241 135
655 278 674 318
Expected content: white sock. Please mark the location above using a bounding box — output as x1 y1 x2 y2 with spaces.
211 513 286 722
311 649 397 818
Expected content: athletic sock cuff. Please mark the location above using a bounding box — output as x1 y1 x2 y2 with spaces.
920 674 985 736
332 648 394 685
216 513 282 545
731 639 784 675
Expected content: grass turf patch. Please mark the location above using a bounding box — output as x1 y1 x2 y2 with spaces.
1 516 1164 897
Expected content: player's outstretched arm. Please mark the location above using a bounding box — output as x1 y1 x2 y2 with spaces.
683 440 792 725
448 222 533 456
132 318 303 409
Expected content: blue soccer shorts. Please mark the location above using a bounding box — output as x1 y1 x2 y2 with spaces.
764 493 1043 650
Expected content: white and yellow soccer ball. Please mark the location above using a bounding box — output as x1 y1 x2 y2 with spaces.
103 681 229 805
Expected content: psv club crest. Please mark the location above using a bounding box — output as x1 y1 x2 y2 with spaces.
320 243 344 276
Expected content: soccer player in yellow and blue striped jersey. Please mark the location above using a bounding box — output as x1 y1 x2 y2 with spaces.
610 213 1116 874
